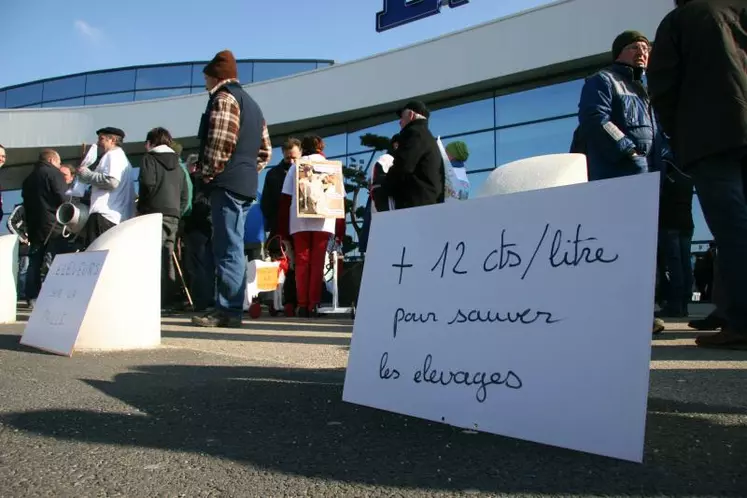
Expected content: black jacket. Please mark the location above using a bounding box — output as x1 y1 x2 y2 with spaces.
648 0 747 166
260 159 291 234
137 146 188 218
659 166 694 232
183 172 212 236
383 119 444 209
21 161 68 244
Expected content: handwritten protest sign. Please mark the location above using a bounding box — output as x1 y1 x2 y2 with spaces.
21 251 108 356
343 173 660 462
296 159 346 219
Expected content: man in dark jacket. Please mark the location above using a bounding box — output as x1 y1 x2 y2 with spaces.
578 31 669 180
657 163 694 318
648 0 747 350
261 137 301 238
383 101 444 209
21 149 69 307
138 127 189 310
192 49 272 328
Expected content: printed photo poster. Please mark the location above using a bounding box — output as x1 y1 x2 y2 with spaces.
296 159 346 219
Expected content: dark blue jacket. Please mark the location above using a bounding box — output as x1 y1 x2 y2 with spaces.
578 63 669 181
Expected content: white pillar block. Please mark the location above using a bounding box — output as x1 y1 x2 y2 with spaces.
0 234 19 324
476 153 588 198
75 213 163 351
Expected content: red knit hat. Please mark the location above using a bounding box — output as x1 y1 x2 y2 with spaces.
203 50 238 80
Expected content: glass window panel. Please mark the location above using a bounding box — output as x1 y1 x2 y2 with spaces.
237 62 254 84
6 84 43 108
19 104 42 109
347 119 400 154
319 133 346 158
190 86 207 95
42 97 85 108
1 190 23 214
43 75 86 101
693 195 712 241
85 69 136 95
442 131 495 172
496 79 584 127
85 92 134 105
135 88 191 101
0 91 5 107
135 65 192 90
253 62 317 82
429 97 494 137
191 63 205 88
496 117 577 166
466 169 494 199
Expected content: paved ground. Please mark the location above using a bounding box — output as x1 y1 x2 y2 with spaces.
0 307 745 497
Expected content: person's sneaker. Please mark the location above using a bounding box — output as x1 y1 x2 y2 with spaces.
695 329 747 350
191 309 242 328
653 318 665 335
688 312 727 331
297 307 310 318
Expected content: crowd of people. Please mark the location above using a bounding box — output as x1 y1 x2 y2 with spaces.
0 0 745 351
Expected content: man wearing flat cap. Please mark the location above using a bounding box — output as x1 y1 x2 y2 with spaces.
77 127 136 243
191 49 272 328
577 30 670 181
382 100 444 209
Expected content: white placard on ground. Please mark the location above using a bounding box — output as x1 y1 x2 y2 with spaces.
0 234 19 324
343 173 660 463
21 251 108 356
20 213 162 356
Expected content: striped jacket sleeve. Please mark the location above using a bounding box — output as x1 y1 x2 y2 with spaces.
202 92 241 178
256 121 272 172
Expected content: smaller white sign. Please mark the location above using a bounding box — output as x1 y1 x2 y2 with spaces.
21 251 108 356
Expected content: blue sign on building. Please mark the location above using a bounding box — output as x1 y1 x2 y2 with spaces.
376 0 470 33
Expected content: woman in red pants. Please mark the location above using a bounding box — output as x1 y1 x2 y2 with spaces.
278 135 345 317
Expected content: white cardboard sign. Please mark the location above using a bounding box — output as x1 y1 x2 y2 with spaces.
343 173 660 463
21 251 108 356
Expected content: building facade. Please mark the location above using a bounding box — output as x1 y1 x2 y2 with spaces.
0 0 711 249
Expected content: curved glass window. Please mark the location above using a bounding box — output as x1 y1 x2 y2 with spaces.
85 69 136 95
43 75 86 102
85 92 135 105
135 88 191 101
254 62 317 82
441 131 495 172
429 96 494 136
496 116 577 166
6 83 43 108
43 97 86 108
136 65 192 90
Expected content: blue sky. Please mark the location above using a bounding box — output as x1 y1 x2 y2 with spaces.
0 0 551 88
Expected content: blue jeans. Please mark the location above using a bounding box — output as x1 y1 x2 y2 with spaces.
690 149 747 332
211 188 252 317
658 229 693 315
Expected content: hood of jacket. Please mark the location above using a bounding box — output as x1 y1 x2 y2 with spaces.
148 145 179 171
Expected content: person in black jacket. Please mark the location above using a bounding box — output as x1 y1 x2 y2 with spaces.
138 127 189 310
657 163 694 318
383 100 444 209
21 149 68 307
261 137 301 238
182 157 215 312
648 0 747 349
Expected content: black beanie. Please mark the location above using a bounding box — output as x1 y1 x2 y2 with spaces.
612 30 650 61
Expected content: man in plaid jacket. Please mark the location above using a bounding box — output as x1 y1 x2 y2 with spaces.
191 49 272 328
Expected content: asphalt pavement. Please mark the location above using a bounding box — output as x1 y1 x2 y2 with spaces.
0 310 745 497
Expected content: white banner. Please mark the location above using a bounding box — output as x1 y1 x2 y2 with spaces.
343 172 660 462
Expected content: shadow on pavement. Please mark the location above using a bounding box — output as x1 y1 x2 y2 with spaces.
161 329 351 346
3 364 745 496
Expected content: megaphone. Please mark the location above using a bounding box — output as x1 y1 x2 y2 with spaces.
56 201 90 237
